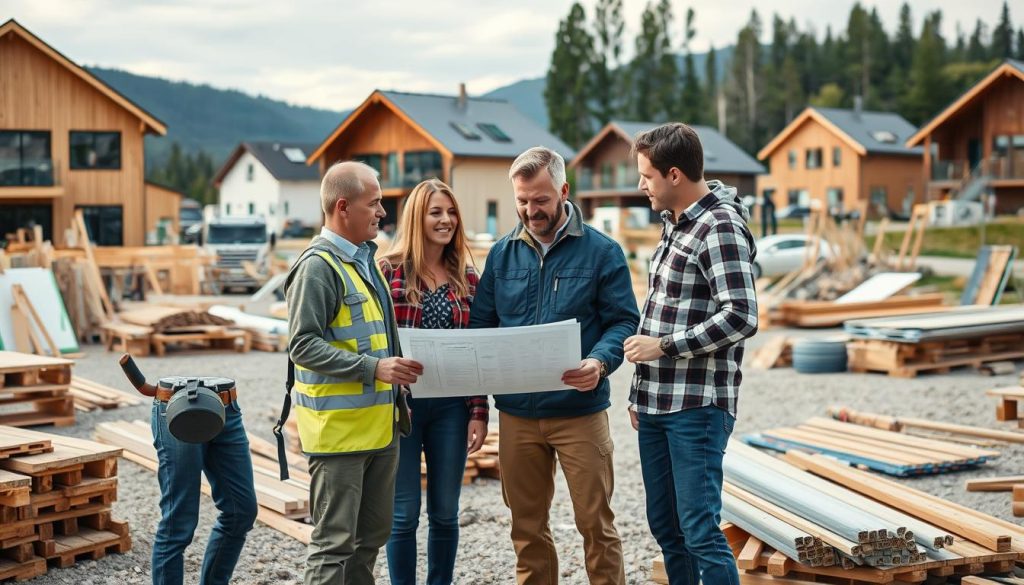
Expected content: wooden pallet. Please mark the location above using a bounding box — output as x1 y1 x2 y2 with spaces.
0 426 129 580
847 334 1024 378
150 328 251 356
0 353 76 429
750 336 794 369
773 295 947 328
99 322 152 356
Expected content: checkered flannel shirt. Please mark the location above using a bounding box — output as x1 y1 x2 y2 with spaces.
629 192 759 417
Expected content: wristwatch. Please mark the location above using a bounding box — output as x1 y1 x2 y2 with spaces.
659 336 673 355
598 360 608 378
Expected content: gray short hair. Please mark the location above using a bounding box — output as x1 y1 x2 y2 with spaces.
509 146 566 190
321 161 380 216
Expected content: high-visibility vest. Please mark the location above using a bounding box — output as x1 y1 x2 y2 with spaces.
292 247 396 455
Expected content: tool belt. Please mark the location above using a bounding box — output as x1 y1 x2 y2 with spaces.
156 387 237 405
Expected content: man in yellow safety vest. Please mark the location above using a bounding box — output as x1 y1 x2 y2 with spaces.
284 161 423 585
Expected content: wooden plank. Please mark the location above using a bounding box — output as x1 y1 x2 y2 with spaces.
737 535 765 570
965 476 1024 492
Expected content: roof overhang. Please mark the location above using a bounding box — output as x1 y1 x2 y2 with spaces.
306 90 453 166
757 108 867 160
906 62 1024 147
568 123 634 168
0 19 167 135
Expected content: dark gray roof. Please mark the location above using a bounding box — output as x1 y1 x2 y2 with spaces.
610 121 765 175
380 90 575 160
1009 59 1024 75
243 142 321 182
812 108 922 156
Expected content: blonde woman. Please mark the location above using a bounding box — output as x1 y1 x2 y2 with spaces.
381 179 488 585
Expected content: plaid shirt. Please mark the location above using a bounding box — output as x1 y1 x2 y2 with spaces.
382 262 489 422
630 190 758 417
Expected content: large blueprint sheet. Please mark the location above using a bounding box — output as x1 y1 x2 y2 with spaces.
397 320 582 397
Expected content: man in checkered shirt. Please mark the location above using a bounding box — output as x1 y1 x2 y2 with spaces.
624 123 758 585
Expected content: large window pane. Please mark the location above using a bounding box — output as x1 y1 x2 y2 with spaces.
78 206 123 246
0 131 53 186
0 204 52 241
402 151 442 187
70 131 121 170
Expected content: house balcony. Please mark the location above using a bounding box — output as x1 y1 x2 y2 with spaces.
576 168 641 197
0 161 64 198
931 156 1024 187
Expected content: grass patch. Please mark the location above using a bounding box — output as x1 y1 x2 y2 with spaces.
865 220 1024 259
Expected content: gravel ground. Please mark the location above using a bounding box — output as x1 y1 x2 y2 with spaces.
23 328 1024 584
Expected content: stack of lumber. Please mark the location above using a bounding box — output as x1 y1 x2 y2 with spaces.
101 305 253 357
0 425 130 581
828 406 1024 445
844 306 1024 377
0 351 75 428
965 476 1024 518
743 417 999 476
95 420 314 544
988 381 1024 428
68 377 143 413
650 440 1022 584
772 294 947 328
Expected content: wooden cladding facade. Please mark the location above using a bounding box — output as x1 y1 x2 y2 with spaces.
0 22 166 246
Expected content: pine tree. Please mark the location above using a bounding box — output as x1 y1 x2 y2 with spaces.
654 0 679 120
903 12 951 124
627 3 662 121
544 2 595 148
992 1 1014 59
893 3 915 72
592 0 625 125
726 10 763 152
967 20 988 61
705 46 719 129
1017 28 1024 60
678 8 704 124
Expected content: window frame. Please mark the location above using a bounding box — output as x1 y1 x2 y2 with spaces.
75 205 123 246
0 130 54 186
69 131 122 170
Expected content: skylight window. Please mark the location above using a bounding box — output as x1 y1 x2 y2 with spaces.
477 123 512 143
871 130 897 144
450 122 481 140
283 147 306 163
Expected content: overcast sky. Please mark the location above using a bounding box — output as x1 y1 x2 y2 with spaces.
7 0 1017 111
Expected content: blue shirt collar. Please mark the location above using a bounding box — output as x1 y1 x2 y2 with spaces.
320 227 370 266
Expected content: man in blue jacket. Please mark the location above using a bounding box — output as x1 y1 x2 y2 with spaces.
470 146 640 585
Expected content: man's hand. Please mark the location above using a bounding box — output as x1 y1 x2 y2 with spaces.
375 357 424 385
467 420 488 454
624 335 666 363
562 358 603 392
628 405 639 431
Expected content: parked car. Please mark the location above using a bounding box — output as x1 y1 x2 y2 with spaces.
776 205 812 220
752 234 832 278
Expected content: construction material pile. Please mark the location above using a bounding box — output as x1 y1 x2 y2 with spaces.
743 416 1000 476
845 306 1024 377
0 425 130 581
652 441 1023 584
101 305 253 357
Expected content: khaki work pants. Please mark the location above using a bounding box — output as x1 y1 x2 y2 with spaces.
499 410 625 585
304 444 399 585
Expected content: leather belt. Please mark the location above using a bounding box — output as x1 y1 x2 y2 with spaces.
156 387 237 405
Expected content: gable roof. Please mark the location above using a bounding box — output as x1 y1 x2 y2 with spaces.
572 121 765 175
213 141 320 186
308 89 575 164
758 107 922 160
907 59 1024 146
0 19 166 135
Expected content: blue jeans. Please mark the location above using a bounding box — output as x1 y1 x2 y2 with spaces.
386 397 470 585
638 406 740 585
151 398 258 585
